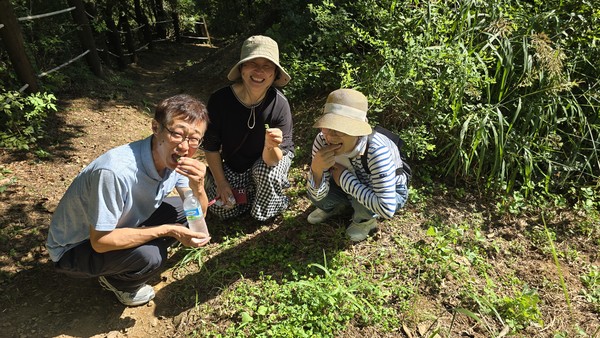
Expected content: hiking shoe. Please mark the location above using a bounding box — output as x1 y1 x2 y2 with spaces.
99 276 155 306
346 219 378 242
307 206 344 225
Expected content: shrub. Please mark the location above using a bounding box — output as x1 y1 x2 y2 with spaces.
276 0 600 195
0 90 57 150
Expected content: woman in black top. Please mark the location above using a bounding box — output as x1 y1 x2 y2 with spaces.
202 35 294 221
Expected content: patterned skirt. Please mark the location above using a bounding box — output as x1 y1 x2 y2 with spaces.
205 152 294 221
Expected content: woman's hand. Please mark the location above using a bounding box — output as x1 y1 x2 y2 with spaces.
264 127 283 150
263 126 284 166
215 179 236 208
309 144 341 186
311 144 341 174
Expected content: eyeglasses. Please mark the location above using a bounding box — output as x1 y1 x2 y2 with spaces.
321 128 348 137
162 124 202 148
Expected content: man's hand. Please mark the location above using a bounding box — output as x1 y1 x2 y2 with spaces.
176 157 207 194
170 224 211 248
90 223 211 253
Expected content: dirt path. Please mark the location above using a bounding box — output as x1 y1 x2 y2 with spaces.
0 40 237 338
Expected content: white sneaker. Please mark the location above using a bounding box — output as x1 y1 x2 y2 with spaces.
346 219 378 242
99 276 155 306
307 206 344 225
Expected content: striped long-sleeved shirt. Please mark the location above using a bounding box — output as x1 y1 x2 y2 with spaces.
307 131 407 219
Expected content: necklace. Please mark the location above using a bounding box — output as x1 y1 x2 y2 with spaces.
246 101 263 129
232 85 267 129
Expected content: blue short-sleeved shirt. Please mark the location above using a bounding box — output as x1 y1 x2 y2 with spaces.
46 136 188 262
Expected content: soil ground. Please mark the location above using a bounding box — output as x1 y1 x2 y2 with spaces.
0 39 598 338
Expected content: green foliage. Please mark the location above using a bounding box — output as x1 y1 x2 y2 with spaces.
463 281 543 334
276 0 600 198
0 90 57 150
209 262 395 337
497 285 544 331
418 219 494 294
0 54 17 89
497 181 568 216
200 0 284 36
580 265 600 313
0 167 15 193
10 1 83 77
571 186 600 213
399 124 437 161
419 223 461 289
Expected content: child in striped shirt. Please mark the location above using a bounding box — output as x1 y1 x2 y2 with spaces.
306 89 409 242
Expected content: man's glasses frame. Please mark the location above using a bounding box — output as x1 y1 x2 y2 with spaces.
162 124 202 148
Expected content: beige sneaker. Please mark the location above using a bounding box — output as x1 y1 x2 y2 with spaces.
307 206 345 225
99 276 155 306
346 219 378 242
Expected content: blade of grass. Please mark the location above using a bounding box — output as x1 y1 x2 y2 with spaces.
542 213 572 312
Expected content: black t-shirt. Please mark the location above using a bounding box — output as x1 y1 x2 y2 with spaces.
203 86 294 173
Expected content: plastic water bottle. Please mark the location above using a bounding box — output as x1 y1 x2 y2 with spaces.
183 190 209 244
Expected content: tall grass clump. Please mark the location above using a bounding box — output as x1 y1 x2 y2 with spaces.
275 0 600 198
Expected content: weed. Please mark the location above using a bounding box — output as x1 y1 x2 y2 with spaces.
580 265 600 313
467 283 543 334
527 225 555 253
176 246 206 270
203 259 399 337
0 167 16 193
498 285 544 331
34 149 52 159
572 186 600 213
542 213 572 312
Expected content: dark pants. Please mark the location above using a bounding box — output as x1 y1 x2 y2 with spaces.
54 197 185 292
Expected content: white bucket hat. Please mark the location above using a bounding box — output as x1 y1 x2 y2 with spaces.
227 35 291 87
313 89 372 136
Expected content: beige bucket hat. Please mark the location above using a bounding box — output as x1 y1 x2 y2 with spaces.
313 89 372 136
227 35 291 87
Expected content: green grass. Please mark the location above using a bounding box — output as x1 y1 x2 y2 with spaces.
168 184 599 337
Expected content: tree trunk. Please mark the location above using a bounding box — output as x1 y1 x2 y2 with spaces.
0 0 39 92
133 0 153 50
171 11 180 43
165 0 179 42
119 13 137 64
152 0 168 39
104 5 127 70
83 2 110 65
67 0 104 78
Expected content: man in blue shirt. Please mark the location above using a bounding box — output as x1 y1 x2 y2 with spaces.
47 94 210 306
